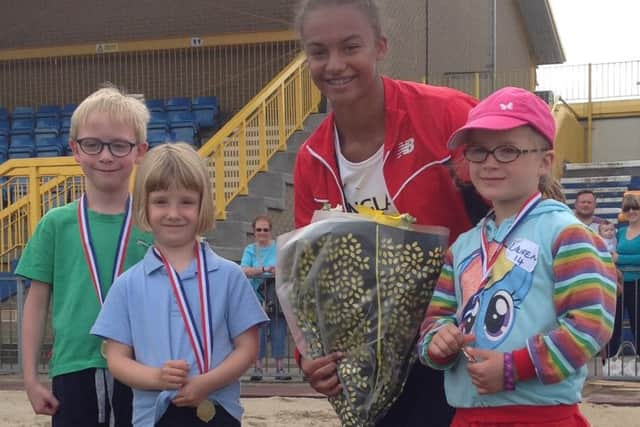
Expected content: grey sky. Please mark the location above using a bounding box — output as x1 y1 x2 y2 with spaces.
549 0 640 64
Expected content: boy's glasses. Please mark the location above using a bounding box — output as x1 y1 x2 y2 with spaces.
622 206 640 212
76 138 137 158
255 228 270 232
464 145 546 164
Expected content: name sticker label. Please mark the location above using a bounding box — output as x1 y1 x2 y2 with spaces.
505 238 539 272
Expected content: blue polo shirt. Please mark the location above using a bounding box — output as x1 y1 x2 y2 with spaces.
91 244 268 426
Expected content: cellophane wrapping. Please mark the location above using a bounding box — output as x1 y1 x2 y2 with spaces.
276 211 448 426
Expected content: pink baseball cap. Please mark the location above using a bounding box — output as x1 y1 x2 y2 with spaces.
447 86 556 149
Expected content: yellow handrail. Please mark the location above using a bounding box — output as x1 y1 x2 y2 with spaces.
199 52 320 219
0 52 320 271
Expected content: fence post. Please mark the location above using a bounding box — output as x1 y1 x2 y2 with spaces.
587 63 593 163
16 276 24 375
238 121 248 196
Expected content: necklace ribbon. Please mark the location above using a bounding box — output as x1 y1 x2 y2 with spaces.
154 241 212 374
77 194 132 304
479 192 542 284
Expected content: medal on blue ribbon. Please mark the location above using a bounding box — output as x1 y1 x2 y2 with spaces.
77 194 133 358
154 241 215 422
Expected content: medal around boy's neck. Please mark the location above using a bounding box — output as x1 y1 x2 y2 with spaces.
83 188 131 215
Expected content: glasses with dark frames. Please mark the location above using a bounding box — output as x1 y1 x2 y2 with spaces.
463 145 546 164
255 228 270 232
75 137 137 158
622 206 640 212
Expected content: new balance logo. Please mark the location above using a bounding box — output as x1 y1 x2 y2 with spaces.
396 138 415 159
500 102 514 111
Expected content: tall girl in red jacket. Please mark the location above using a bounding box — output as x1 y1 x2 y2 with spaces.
292 1 486 426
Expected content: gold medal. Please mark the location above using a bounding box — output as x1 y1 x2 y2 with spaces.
196 400 216 422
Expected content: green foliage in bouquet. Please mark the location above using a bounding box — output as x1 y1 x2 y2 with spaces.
282 221 445 426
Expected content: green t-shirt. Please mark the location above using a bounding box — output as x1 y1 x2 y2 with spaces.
15 200 152 377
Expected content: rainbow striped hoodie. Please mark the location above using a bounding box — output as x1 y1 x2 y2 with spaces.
418 199 617 407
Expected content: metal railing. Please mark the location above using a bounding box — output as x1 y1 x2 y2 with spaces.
538 60 640 102
0 52 320 271
0 36 300 117
589 269 640 381
199 52 320 220
426 69 535 100
427 60 640 103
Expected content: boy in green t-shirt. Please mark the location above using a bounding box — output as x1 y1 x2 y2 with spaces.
16 86 152 426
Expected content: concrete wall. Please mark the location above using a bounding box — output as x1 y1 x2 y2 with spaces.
589 117 640 162
427 0 535 95
378 0 427 82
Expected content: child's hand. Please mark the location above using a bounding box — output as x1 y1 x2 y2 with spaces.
428 323 474 360
172 374 209 407
465 348 507 394
157 359 190 390
25 381 59 415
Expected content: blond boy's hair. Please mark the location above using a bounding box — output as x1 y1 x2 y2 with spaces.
70 85 150 144
132 143 215 234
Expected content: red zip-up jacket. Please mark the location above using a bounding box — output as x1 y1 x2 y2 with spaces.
292 77 479 368
294 76 477 239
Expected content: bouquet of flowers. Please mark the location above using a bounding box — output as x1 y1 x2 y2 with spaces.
276 208 448 426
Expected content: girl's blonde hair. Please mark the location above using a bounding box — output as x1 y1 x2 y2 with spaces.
132 143 215 234
295 0 383 39
539 174 566 204
70 84 149 144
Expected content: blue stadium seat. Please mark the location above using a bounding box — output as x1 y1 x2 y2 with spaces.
8 135 36 158
60 130 70 146
147 129 175 147
61 117 71 132
11 106 34 120
62 104 77 118
145 99 165 113
10 119 34 136
168 111 198 129
148 112 169 131
35 118 61 142
171 127 198 146
166 97 191 112
36 105 62 119
0 120 9 136
36 137 65 157
0 107 8 121
192 96 220 129
0 137 8 162
168 111 199 146
35 118 61 130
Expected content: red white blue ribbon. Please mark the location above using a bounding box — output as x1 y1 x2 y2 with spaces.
479 192 542 284
154 241 212 374
77 194 133 304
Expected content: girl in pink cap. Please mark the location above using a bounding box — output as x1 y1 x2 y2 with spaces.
419 87 617 426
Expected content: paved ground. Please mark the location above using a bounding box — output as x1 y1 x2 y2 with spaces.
1 374 637 405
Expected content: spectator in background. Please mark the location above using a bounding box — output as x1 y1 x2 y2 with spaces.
610 193 640 356
241 216 291 381
574 189 605 232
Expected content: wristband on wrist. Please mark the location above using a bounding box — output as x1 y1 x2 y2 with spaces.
503 352 516 391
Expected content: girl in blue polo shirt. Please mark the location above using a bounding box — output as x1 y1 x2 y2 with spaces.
92 143 267 427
